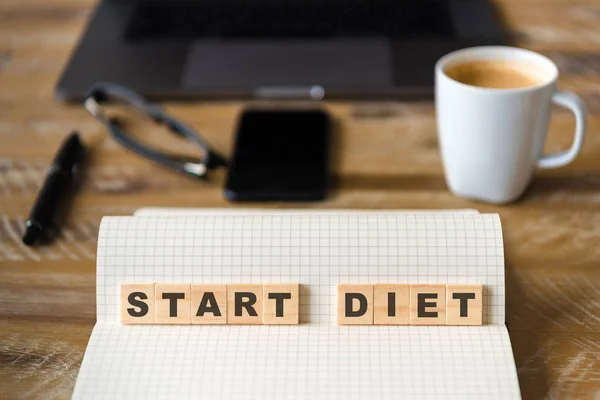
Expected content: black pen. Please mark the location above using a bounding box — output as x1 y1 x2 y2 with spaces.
23 132 87 246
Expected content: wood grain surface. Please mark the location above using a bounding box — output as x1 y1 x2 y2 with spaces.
1 0 600 398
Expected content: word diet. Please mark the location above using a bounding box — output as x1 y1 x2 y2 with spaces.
121 283 483 326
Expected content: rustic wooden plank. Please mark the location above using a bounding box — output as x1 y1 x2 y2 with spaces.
0 0 599 398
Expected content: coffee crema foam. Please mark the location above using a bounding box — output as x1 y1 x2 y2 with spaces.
444 59 548 89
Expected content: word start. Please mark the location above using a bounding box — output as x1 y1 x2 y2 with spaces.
121 283 483 326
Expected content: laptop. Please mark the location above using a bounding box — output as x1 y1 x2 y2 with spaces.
56 0 504 102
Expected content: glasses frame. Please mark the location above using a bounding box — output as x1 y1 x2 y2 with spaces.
84 82 227 179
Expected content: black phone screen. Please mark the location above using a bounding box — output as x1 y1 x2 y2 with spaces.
225 109 330 201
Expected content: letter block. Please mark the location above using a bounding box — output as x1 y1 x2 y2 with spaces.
374 284 409 325
263 284 300 325
121 284 155 324
410 284 446 325
155 284 191 324
337 284 374 325
191 284 227 324
446 284 483 325
227 284 263 324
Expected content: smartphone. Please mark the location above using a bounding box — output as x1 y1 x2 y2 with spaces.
225 109 330 201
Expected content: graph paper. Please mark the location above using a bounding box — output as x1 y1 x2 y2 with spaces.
73 212 521 399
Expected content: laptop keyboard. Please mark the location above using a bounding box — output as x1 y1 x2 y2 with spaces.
125 0 455 40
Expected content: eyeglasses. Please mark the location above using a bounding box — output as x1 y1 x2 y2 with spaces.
84 82 227 179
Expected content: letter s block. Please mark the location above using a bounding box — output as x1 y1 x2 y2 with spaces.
337 284 373 325
121 284 155 324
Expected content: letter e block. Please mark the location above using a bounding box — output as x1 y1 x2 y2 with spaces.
337 284 373 325
227 284 263 325
410 284 446 325
446 284 483 325
263 284 300 325
120 284 155 324
155 284 191 324
374 284 409 325
191 284 227 325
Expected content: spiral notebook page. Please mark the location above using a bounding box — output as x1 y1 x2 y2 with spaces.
73 214 521 399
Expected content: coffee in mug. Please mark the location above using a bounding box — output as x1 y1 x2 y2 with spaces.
435 46 588 204
444 60 546 89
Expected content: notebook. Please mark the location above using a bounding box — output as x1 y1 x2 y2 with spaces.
73 211 521 399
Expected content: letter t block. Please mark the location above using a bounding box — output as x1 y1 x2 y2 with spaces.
263 284 299 325
155 284 191 324
446 284 483 325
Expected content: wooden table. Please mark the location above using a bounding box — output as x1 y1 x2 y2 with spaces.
1 0 599 398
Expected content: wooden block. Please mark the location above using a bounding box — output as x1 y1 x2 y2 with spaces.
227 284 263 324
191 284 227 325
374 284 409 325
155 284 191 324
409 284 446 325
263 284 300 325
120 284 155 324
446 284 483 326
337 284 374 325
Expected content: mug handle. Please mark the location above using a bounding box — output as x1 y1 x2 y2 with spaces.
538 91 588 169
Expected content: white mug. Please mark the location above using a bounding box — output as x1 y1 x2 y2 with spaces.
435 46 587 204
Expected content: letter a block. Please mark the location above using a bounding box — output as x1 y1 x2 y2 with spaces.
337 284 373 325
121 284 155 324
155 284 191 324
227 284 263 324
191 284 227 324
446 284 483 325
263 284 300 325
410 284 446 325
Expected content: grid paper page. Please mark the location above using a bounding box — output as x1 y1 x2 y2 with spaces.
133 208 480 216
73 213 520 399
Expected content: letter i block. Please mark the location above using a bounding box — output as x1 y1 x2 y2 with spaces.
446 284 483 325
155 284 191 324
337 284 374 325
374 284 409 325
263 284 300 325
410 284 446 325
121 284 155 324
191 284 227 325
227 284 263 324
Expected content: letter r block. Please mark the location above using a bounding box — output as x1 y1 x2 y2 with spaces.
155 284 191 324
227 284 263 325
337 284 374 325
409 284 446 325
120 283 155 324
446 284 483 325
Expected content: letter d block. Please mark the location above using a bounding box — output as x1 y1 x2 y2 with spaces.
227 284 263 325
120 284 155 324
155 284 191 324
446 284 483 325
337 284 373 325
